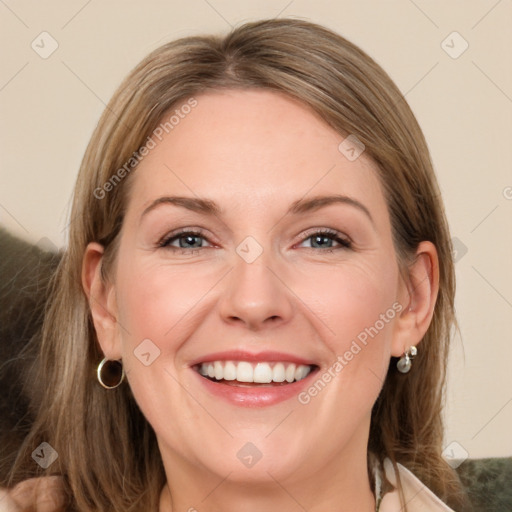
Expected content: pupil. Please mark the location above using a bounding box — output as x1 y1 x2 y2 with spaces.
181 235 201 248
314 235 331 248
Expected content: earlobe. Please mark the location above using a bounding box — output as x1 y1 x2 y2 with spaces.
391 241 440 357
82 242 122 359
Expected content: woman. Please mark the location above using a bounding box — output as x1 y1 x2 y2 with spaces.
5 18 471 511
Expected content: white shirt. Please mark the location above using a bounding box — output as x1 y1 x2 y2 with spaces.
377 458 456 511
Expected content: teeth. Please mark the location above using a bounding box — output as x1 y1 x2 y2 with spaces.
272 362 286 382
254 362 272 383
285 364 296 383
214 361 223 380
237 362 253 382
223 361 237 381
198 361 313 384
295 364 310 381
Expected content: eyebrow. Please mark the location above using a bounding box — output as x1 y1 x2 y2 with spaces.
141 194 374 225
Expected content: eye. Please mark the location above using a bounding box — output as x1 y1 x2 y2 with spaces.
157 227 352 254
158 229 213 253
298 229 352 251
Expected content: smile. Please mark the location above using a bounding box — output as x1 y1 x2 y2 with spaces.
196 360 315 385
189 350 320 406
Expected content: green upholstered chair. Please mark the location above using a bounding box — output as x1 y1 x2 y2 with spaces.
456 457 512 511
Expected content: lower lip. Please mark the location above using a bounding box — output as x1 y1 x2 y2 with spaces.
192 367 319 407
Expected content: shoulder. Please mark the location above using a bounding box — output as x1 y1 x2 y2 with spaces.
379 458 455 512
0 476 66 512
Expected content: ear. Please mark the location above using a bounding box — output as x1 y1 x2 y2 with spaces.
82 242 122 360
391 241 440 357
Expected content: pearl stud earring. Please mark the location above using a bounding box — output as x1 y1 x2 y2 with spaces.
397 346 417 373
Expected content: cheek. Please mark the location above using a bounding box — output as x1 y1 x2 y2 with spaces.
298 257 399 348
292 255 401 413
115 258 218 343
112 257 226 412
111 259 215 437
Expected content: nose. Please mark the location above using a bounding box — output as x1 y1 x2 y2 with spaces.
218 250 294 331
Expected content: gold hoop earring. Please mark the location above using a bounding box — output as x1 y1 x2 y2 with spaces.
97 358 125 389
397 346 417 374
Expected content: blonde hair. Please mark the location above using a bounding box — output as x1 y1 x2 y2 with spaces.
8 18 470 511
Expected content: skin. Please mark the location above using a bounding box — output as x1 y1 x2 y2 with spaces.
83 89 439 512
1 477 66 511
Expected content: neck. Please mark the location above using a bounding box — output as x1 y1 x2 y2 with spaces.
158 445 376 512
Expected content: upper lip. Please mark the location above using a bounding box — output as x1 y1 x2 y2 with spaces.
189 350 318 367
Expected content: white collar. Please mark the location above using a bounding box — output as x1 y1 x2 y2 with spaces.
373 458 456 512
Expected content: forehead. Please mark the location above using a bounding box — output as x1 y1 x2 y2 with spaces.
127 89 386 220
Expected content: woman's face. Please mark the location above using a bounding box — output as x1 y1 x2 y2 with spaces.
95 89 415 486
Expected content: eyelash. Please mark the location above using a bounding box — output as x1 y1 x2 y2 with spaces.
157 228 352 255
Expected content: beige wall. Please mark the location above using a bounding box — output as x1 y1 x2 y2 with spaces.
1 1 511 459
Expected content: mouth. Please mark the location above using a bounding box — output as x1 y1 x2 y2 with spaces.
194 360 318 387
191 354 320 407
